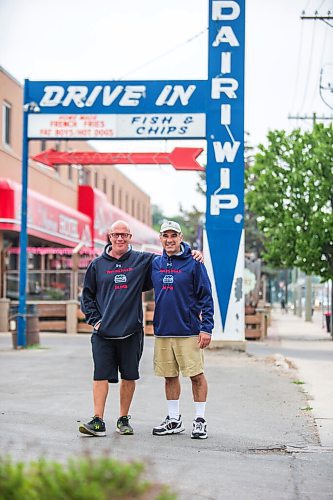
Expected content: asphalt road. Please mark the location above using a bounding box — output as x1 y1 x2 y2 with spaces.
0 318 332 499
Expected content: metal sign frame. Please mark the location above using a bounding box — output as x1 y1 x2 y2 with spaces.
18 0 245 346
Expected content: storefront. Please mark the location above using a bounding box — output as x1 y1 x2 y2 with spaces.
0 178 160 302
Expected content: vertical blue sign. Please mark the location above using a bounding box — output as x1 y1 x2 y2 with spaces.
205 0 245 341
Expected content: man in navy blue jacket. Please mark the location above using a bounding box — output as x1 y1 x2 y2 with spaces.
152 221 214 439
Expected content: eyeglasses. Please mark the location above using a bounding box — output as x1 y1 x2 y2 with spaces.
110 232 131 239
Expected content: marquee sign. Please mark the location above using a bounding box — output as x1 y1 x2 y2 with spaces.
18 0 245 346
26 80 207 140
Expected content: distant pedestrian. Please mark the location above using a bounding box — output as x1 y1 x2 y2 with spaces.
151 221 214 440
281 298 286 313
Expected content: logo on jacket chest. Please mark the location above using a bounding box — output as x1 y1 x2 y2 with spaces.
114 273 128 290
162 274 174 290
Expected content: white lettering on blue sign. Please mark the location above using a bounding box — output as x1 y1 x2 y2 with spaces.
212 1 240 20
211 78 238 99
212 26 239 47
205 0 245 339
155 85 196 106
213 140 240 163
209 0 242 216
39 84 197 109
210 167 239 214
221 52 232 74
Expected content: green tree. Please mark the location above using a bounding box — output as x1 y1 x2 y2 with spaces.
151 204 165 232
246 124 333 280
168 205 204 248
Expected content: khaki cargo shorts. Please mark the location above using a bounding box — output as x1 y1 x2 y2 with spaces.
154 336 204 377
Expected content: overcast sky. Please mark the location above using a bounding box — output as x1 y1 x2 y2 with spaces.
0 0 332 215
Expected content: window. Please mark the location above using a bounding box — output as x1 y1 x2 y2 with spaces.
68 165 73 181
118 188 122 208
125 193 129 213
2 102 11 146
131 198 135 216
103 177 107 194
41 140 46 151
111 183 115 203
79 167 91 185
94 171 98 188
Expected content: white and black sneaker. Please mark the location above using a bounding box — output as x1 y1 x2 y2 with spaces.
152 415 185 436
191 417 208 439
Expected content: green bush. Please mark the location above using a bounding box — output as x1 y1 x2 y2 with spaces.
0 455 176 500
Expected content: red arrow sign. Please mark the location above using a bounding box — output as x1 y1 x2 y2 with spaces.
31 148 204 171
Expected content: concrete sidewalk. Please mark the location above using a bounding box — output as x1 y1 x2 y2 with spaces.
0 324 332 499
247 309 333 448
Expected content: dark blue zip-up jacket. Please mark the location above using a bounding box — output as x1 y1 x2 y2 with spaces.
151 243 214 337
81 244 153 339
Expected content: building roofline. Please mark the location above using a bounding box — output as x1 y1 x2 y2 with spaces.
0 66 23 88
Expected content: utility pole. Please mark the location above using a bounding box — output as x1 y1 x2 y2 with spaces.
288 113 333 126
300 11 333 28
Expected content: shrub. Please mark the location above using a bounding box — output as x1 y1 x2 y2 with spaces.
0 455 176 500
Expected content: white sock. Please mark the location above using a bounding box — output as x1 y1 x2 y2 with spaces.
167 400 180 420
194 402 206 420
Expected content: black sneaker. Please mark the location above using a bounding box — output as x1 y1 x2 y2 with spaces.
152 415 185 436
191 417 208 439
79 416 106 437
116 415 134 435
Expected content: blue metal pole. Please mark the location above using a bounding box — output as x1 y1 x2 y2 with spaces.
17 80 30 347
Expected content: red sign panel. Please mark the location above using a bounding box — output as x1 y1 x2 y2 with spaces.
32 147 204 171
0 178 92 247
78 185 161 252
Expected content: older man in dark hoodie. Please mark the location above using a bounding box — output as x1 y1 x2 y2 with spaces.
79 219 202 437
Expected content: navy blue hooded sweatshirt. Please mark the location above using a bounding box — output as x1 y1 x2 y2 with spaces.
151 243 214 337
81 244 153 339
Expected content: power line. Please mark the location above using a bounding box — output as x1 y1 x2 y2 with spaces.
320 65 333 110
310 21 329 106
118 27 208 80
316 0 326 10
290 18 305 112
300 21 317 110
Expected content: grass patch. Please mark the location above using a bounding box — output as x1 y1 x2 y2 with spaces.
301 406 313 411
0 455 176 500
292 380 305 385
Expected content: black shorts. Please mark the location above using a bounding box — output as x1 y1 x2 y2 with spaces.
91 331 144 383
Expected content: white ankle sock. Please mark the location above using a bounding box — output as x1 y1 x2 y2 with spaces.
167 400 180 420
194 402 206 419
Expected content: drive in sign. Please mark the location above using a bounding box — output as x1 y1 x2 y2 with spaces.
18 0 245 347
26 80 207 140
